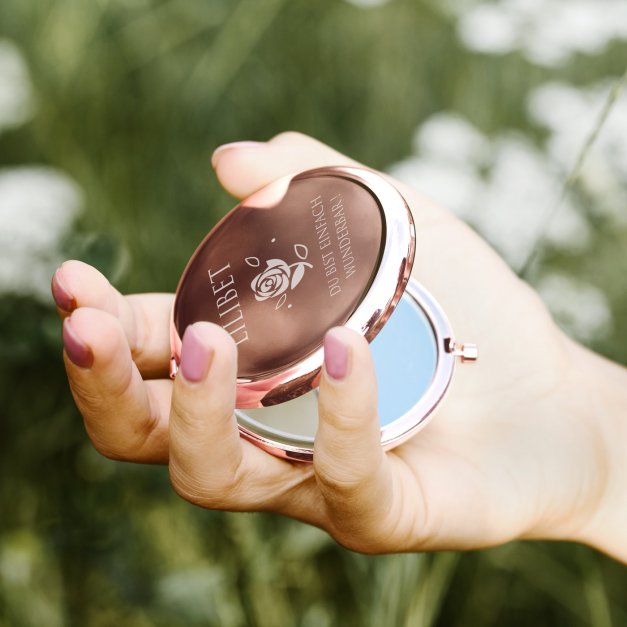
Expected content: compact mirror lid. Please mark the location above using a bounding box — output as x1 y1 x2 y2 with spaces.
171 166 415 407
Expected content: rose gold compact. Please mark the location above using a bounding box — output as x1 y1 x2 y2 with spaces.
170 166 476 461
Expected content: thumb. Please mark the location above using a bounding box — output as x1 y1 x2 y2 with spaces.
314 327 393 546
168 322 243 506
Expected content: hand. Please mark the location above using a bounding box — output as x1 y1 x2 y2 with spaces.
53 132 627 559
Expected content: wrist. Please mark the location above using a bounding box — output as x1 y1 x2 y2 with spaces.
568 343 627 562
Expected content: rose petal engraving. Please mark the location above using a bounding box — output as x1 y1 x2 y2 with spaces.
251 259 291 301
265 258 286 268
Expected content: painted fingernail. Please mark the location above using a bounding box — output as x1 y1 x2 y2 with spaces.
63 318 94 368
211 141 265 168
180 325 214 383
51 269 77 313
324 331 349 381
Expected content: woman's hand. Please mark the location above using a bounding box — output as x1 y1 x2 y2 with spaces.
53 132 627 560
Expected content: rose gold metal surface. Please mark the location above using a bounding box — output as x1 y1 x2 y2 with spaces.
451 342 478 362
170 166 415 408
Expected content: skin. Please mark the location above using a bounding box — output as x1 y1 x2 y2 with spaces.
54 132 627 562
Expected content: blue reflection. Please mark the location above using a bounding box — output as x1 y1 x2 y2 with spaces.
371 296 437 426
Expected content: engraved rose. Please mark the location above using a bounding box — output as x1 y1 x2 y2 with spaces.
246 244 313 309
250 259 291 301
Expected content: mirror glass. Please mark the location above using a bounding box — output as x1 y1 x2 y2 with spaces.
236 292 439 445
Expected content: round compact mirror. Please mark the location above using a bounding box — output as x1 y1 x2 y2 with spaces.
170 166 476 461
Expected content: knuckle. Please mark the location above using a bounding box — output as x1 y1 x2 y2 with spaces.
319 407 364 433
314 459 371 497
87 434 128 463
324 511 390 555
128 298 147 364
79 402 162 464
170 412 210 454
168 454 248 511
332 531 379 555
169 462 207 506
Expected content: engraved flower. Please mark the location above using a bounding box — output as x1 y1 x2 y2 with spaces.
251 259 291 301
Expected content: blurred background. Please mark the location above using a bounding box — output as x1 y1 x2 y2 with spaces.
1 0 626 625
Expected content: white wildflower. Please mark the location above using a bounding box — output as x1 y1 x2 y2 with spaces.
456 0 627 67
389 114 590 269
0 168 82 301
537 273 613 341
0 39 33 133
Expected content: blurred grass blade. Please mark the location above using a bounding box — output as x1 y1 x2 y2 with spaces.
179 0 289 111
519 67 627 278
404 552 460 627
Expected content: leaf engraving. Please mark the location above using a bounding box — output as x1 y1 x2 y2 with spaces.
245 257 260 267
275 293 287 310
294 244 308 260
290 263 305 289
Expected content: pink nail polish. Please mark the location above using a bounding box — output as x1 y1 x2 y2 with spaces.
211 141 265 168
51 270 77 313
180 326 214 382
324 332 349 381
63 318 93 368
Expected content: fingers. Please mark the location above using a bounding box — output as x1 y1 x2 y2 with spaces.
52 260 173 378
212 131 450 229
168 322 314 513
63 307 170 463
212 132 360 199
314 327 394 547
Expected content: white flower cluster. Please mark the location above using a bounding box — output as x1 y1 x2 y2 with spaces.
0 39 83 302
0 39 33 134
536 273 613 342
456 0 627 67
0 168 83 301
389 112 590 269
389 76 625 342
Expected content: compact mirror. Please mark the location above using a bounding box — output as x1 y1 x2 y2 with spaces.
171 167 476 461
171 166 416 407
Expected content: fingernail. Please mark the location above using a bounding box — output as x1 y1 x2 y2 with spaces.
324 331 349 381
63 318 94 368
211 141 265 168
51 269 77 313
180 325 214 383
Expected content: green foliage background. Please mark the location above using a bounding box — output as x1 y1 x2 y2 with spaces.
0 1 626 625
